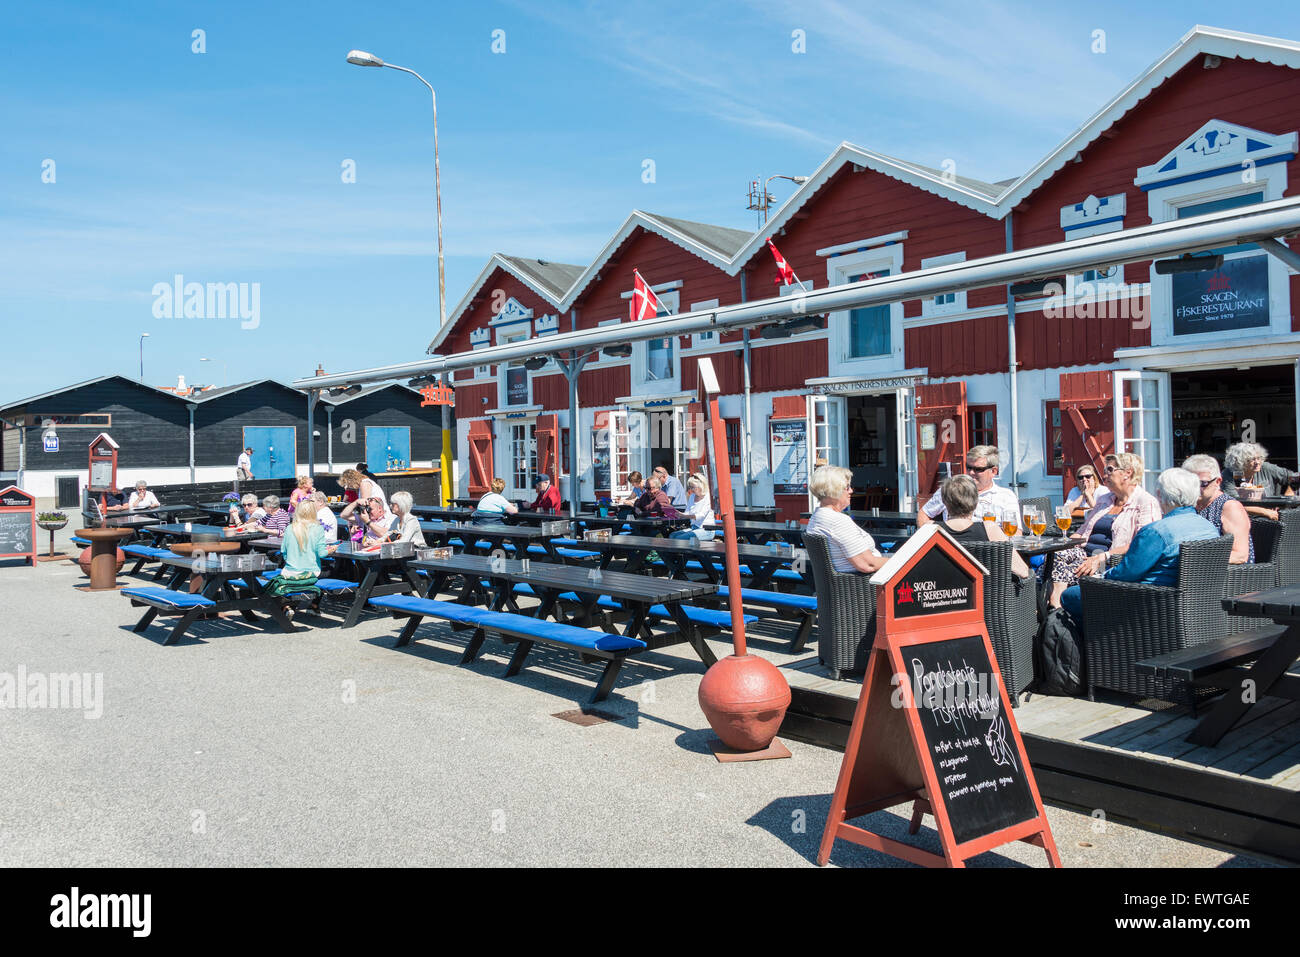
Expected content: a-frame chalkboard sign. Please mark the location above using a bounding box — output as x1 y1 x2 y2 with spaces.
0 486 37 567
817 523 1060 868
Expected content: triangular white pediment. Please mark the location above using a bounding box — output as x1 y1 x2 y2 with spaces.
489 297 534 326
1135 120 1298 188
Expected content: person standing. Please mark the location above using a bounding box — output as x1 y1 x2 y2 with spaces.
236 447 254 483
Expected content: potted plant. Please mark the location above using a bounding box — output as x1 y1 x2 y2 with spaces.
38 511 69 531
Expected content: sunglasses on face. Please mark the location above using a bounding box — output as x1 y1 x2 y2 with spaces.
968 464 994 473
1104 466 1127 475
1077 473 1096 481
1199 478 1218 489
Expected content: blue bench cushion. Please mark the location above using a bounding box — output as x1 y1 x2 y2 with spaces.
70 536 92 547
122 544 172 559
122 587 216 609
769 569 806 584
367 595 645 652
716 585 817 611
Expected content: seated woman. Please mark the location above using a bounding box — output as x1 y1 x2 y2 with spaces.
805 465 887 574
387 491 427 546
128 480 160 512
254 495 292 536
266 500 338 615
473 478 518 525
289 475 315 509
616 471 646 518
670 475 716 542
1223 441 1299 520
310 490 338 542
1065 464 1101 515
1049 452 1162 608
232 493 263 527
936 475 1030 578
1184 454 1253 564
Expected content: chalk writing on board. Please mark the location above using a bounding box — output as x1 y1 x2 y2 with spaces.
984 715 1019 772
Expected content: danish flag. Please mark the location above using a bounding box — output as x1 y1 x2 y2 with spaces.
768 240 797 287
630 269 664 322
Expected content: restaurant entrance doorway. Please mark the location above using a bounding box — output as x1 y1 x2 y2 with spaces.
845 393 899 510
1171 364 1298 470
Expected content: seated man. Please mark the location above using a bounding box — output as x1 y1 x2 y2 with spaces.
101 485 132 512
653 466 687 511
529 474 561 513
1060 468 1218 622
634 475 677 518
128 480 160 511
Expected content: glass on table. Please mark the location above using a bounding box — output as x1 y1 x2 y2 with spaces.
1000 509 1020 539
1054 505 1072 534
1030 510 1048 541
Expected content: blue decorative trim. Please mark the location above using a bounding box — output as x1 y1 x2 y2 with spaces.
1139 154 1293 191
1063 214 1125 231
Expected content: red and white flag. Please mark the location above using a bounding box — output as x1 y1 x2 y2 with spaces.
630 269 664 321
768 240 797 287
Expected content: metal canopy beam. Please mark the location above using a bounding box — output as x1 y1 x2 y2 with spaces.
293 196 1300 392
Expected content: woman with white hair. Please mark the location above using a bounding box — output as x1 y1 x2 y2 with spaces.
387 490 426 546
1224 441 1297 520
1059 468 1218 621
310 490 338 542
805 465 886 574
1183 454 1253 564
670 474 716 542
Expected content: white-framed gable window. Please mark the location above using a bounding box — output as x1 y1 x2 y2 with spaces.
824 244 904 373
920 252 966 316
626 288 680 395
469 327 492 379
690 299 720 349
1060 193 1127 299
1137 120 1297 346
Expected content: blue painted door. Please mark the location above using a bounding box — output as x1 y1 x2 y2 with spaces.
366 427 411 474
243 426 297 480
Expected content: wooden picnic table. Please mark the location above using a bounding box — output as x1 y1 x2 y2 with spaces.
799 509 917 531
1179 586 1300 746
732 506 778 522
577 533 811 590
133 552 292 643
420 520 567 558
411 505 473 521
1249 495 1300 509
413 553 720 665
102 513 164 531
577 514 692 535
144 523 269 552
322 541 425 628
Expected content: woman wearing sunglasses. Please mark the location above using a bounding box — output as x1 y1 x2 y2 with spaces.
1184 454 1253 564
1065 465 1101 514
1048 452 1162 609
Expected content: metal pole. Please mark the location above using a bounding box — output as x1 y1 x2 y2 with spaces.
708 390 747 657
327 405 334 472
1005 212 1020 489
307 390 318 478
740 271 753 507
188 404 195 483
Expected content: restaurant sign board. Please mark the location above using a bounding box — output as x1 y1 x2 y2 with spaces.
1172 255 1270 336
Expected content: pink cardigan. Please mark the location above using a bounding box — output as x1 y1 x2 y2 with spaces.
1077 486 1162 555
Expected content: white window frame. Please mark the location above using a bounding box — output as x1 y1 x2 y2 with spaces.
1146 166 1291 347
689 299 720 350
631 289 680 395
920 252 966 317
826 244 905 376
506 422 538 500
497 329 532 410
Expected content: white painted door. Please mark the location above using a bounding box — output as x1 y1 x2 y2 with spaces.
1114 371 1171 494
895 385 918 511
806 394 846 510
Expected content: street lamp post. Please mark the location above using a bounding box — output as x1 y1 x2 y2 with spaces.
139 333 150 382
347 49 452 504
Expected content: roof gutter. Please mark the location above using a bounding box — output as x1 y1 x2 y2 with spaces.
294 196 1300 391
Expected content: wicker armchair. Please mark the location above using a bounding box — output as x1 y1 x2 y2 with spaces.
805 534 877 680
1274 509 1300 586
1078 535 1233 702
960 540 1039 702
1018 496 1052 526
1220 518 1282 632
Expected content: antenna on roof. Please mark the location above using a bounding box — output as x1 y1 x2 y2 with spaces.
746 174 810 227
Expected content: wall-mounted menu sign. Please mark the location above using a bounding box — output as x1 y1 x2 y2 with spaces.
506 367 529 406
769 419 808 495
1172 255 1270 336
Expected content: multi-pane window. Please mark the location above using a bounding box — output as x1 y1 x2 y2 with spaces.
1045 401 1064 475
967 404 997 450
848 272 890 357
510 424 536 493
724 418 742 472
647 337 674 381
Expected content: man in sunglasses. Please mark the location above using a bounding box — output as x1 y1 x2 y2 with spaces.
918 445 1020 526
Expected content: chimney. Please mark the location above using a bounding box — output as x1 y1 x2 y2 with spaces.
176 374 187 393
315 364 326 377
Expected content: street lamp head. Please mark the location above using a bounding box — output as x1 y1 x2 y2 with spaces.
346 49 385 67
140 332 150 338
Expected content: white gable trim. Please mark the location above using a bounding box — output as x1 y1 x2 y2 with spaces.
428 254 571 354
1134 119 1298 189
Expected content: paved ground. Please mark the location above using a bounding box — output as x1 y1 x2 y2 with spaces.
0 536 1279 867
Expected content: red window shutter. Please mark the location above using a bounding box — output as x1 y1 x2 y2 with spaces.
467 419 494 497
535 413 559 485
1058 372 1114 480
915 382 968 499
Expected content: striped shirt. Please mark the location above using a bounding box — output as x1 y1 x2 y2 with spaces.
806 507 879 573
259 508 292 535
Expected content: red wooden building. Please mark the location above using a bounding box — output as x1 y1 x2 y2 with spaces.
434 26 1300 518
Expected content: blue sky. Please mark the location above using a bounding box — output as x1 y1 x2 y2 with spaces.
4 1 1300 401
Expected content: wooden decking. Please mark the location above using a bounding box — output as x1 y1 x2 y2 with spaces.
778 654 1300 861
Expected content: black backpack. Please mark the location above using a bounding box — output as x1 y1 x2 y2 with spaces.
1034 606 1085 697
